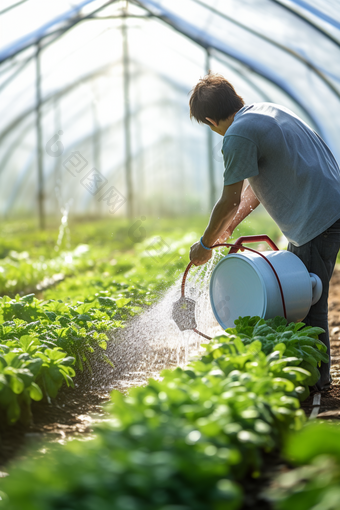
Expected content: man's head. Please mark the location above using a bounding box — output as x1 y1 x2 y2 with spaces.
189 72 244 134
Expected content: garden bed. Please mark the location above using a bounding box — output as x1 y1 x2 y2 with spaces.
1 265 340 472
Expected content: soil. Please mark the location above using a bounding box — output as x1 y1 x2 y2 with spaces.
300 268 340 417
1 268 340 474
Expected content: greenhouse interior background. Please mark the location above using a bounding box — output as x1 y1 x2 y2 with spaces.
2 2 340 506
0 0 340 226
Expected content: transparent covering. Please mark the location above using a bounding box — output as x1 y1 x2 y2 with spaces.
0 0 339 220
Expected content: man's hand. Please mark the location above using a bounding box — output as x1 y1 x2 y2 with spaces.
190 241 212 266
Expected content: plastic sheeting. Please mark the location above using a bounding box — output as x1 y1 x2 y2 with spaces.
0 0 339 219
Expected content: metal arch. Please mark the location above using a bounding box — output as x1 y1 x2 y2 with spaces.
1 0 337 137
285 0 340 30
0 0 98 63
271 0 340 47
191 0 340 99
0 0 29 16
0 53 277 214
0 0 125 65
212 52 274 104
0 53 193 150
0 48 278 188
1 0 338 105
2 108 188 217
0 87 191 215
132 0 332 146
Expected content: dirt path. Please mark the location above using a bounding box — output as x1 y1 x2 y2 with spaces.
301 269 340 417
1 268 340 469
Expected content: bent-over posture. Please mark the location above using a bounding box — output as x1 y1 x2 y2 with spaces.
189 72 340 392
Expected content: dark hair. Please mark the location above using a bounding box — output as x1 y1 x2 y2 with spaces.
189 72 245 126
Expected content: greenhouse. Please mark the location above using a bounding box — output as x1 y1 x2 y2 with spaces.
1 1 340 509
1 0 340 223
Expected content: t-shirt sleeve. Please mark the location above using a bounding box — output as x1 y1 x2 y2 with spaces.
222 135 259 186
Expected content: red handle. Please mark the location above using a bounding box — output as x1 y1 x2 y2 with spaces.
228 235 279 254
179 235 286 340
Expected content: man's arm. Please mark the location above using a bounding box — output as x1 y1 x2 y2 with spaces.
202 181 244 246
190 181 243 265
219 184 260 241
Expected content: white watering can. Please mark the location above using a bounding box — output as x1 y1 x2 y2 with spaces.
172 235 322 339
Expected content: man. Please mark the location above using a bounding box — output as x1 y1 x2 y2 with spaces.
189 72 340 392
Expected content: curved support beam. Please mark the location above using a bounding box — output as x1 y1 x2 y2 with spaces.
0 0 98 63
271 0 340 47
192 0 340 99
284 0 340 30
134 0 329 143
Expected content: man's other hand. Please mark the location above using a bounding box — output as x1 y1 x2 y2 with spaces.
190 241 212 266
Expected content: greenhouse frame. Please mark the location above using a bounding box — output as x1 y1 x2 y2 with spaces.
0 0 339 227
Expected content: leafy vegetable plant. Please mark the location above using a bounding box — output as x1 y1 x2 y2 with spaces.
1 317 324 509
266 422 340 510
226 316 328 398
0 291 124 424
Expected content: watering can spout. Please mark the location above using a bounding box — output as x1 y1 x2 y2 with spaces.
172 296 197 331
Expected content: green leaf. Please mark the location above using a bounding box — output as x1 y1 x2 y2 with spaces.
19 335 39 353
282 366 311 382
44 348 66 362
116 297 131 308
98 340 107 350
299 361 320 386
25 358 43 376
42 372 61 399
76 303 94 314
285 423 340 464
9 375 24 394
98 296 116 307
76 314 92 322
272 377 295 392
29 382 43 401
60 356 75 367
20 294 35 303
60 372 75 387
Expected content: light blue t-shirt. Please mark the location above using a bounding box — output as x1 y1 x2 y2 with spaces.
222 103 340 246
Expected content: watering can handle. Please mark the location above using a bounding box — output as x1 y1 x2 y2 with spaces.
181 235 279 299
178 235 286 340
228 235 279 254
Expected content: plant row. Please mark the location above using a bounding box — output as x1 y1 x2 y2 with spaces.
0 245 94 296
0 316 330 509
0 292 121 425
0 231 195 425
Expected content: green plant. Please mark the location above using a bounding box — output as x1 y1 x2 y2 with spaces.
0 245 95 296
0 318 319 509
226 316 327 398
0 291 124 424
0 335 74 425
266 423 340 510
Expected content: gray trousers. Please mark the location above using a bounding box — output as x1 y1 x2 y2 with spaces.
287 218 340 390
